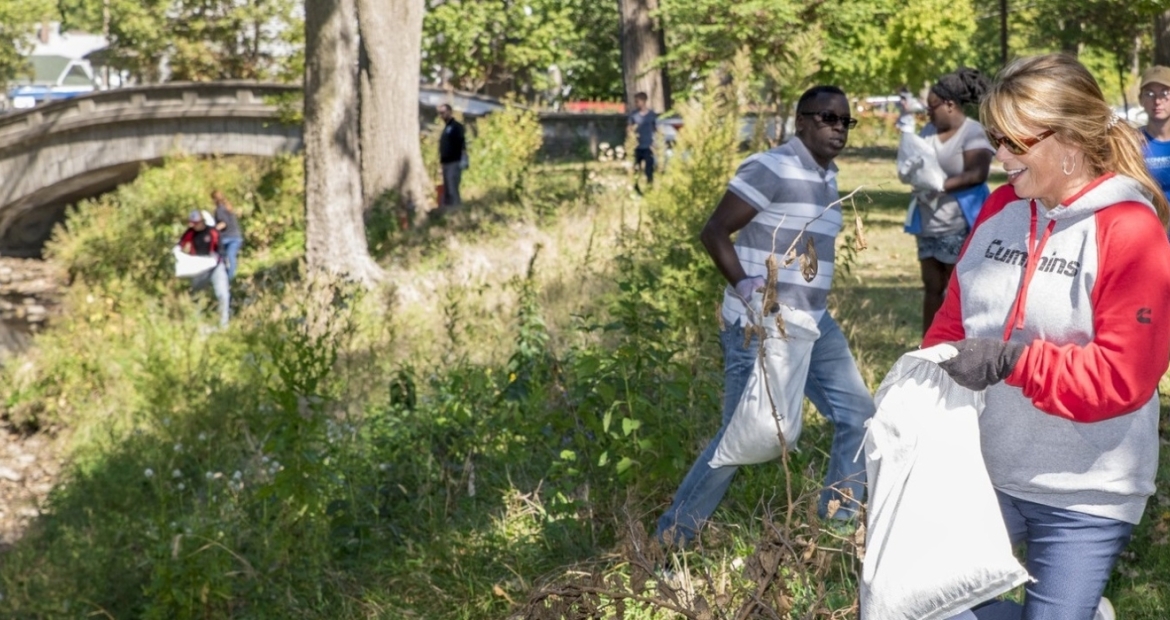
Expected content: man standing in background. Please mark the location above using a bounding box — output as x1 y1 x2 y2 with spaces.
438 104 466 209
628 92 658 191
1139 66 1170 201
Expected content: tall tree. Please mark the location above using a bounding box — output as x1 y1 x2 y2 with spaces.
0 0 55 86
58 0 302 82
357 0 430 220
422 0 578 99
618 0 669 110
1155 8 1170 66
817 0 979 94
303 0 382 283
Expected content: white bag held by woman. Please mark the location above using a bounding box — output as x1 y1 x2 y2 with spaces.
708 297 821 468
896 130 947 193
172 246 218 278
861 345 1029 620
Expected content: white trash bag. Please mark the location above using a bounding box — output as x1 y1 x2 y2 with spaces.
709 296 820 468
896 130 947 193
172 245 218 279
861 344 1029 620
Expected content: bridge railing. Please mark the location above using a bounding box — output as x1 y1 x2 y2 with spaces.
0 82 300 148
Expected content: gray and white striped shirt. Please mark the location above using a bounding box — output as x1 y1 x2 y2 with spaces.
721 137 842 326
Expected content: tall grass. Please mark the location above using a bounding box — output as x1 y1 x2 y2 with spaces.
0 85 1167 620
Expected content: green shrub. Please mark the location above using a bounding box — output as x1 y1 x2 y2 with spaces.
45 155 304 290
464 104 544 201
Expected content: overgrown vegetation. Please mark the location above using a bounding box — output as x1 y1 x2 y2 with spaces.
1 76 1168 620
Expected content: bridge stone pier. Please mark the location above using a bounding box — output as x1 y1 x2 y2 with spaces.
0 82 302 257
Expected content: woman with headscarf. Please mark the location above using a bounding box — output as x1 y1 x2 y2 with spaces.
928 53 1170 620
909 68 995 334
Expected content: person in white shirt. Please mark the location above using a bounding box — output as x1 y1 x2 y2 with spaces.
910 68 995 334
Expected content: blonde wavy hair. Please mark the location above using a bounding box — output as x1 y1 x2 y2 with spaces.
980 53 1170 227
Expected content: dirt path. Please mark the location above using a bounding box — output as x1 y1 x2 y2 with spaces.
0 428 62 552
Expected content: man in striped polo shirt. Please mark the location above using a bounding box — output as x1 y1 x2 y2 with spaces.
657 86 876 547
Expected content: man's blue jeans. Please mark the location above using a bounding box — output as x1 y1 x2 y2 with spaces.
947 491 1133 620
191 262 231 327
219 236 244 280
656 311 875 546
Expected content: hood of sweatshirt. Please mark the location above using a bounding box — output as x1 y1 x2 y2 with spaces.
1043 173 1155 222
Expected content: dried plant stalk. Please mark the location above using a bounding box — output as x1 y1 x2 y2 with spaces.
762 255 780 315
853 215 868 251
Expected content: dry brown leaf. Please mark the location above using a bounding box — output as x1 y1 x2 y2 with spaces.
783 248 797 267
800 237 818 282
853 215 868 251
825 498 841 519
801 540 818 562
492 583 517 605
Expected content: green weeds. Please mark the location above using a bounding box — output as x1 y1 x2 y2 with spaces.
0 75 1167 620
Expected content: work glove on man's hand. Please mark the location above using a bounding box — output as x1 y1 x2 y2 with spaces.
734 276 766 303
938 338 1026 391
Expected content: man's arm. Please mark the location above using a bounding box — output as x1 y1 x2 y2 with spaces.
700 191 759 285
179 230 194 254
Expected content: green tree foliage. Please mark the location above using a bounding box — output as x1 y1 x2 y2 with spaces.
0 0 55 85
422 0 623 102
816 0 980 94
422 0 576 98
57 0 302 82
657 0 981 100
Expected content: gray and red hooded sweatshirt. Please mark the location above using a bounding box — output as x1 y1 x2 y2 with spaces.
925 174 1170 524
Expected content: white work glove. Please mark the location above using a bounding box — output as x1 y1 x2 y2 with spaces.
734 276 766 303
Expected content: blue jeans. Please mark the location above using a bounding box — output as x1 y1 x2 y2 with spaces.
219 236 244 280
656 311 875 546
191 262 231 327
634 147 655 184
441 162 462 206
947 492 1133 620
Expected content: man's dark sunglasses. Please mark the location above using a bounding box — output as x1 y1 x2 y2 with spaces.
799 111 858 129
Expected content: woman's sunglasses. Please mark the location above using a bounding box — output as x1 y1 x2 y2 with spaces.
986 129 1055 155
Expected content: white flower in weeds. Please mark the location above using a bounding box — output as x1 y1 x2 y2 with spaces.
144 468 155 479
171 469 182 479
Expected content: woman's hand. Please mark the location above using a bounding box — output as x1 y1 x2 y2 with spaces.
939 338 1025 391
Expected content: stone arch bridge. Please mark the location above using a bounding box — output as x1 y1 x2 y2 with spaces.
0 82 303 257
0 81 624 257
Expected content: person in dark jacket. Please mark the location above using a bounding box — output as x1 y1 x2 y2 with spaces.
179 210 231 328
438 104 466 208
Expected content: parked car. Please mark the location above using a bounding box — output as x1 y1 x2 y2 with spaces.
657 115 683 146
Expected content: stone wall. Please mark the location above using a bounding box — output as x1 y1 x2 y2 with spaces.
0 258 63 357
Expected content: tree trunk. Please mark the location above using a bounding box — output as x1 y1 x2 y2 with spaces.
618 0 668 111
303 0 383 284
357 0 431 223
1156 9 1170 67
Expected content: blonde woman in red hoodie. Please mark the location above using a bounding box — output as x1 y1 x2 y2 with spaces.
928 54 1170 620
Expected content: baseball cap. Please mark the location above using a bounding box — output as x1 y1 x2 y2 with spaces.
1140 65 1170 89
188 210 202 222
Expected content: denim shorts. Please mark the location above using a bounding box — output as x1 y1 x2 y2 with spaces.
917 230 968 264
